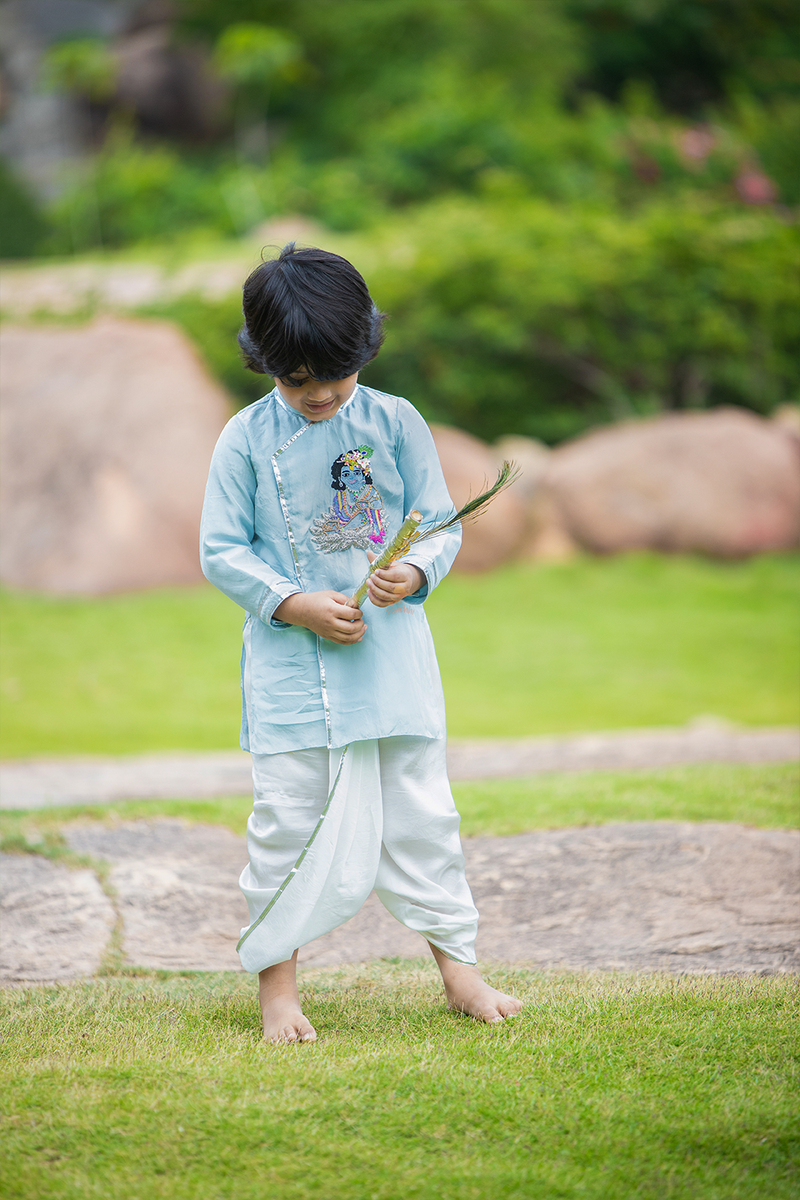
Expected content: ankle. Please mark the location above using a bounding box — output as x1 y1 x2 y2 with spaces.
428 942 479 987
258 951 300 1006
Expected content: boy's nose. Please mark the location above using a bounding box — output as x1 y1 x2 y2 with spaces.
308 382 333 400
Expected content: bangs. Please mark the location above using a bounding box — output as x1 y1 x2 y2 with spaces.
239 245 386 379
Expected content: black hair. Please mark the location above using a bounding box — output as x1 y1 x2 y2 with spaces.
239 243 386 380
331 451 373 491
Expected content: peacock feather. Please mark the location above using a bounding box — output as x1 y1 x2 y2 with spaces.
349 460 518 606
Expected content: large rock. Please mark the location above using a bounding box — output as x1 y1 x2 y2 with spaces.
493 434 551 505
0 316 232 593
542 407 800 556
114 14 227 143
430 425 527 571
493 434 578 561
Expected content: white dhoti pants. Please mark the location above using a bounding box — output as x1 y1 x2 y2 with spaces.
237 736 479 973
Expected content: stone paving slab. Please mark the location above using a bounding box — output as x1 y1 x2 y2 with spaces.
0 854 115 983
2 818 796 984
2 724 798 809
466 822 799 974
66 820 248 973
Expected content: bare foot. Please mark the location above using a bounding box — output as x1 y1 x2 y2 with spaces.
261 995 317 1044
429 943 523 1024
259 951 317 1045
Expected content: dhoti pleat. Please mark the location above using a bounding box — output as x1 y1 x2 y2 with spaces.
237 736 479 973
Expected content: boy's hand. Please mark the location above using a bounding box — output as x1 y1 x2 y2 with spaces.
366 554 425 608
273 591 366 643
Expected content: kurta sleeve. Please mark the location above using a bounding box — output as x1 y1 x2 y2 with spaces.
200 417 302 625
394 401 462 603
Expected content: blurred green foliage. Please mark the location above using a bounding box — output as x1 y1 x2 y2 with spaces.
41 36 117 101
0 161 50 259
3 0 799 438
23 0 800 248
568 0 800 110
361 194 800 441
43 130 243 249
213 22 303 99
148 194 800 444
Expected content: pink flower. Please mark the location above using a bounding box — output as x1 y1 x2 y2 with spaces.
679 128 715 165
735 169 778 205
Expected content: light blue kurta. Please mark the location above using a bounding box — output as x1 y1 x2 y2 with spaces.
200 384 461 754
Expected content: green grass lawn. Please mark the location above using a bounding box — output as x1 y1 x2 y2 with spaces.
454 760 800 835
1 966 797 1200
1 766 797 1200
1 554 798 758
430 552 799 737
1 763 797 856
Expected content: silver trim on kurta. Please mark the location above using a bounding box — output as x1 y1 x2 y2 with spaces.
271 423 312 575
236 745 350 951
315 638 332 745
242 616 254 740
270 423 333 748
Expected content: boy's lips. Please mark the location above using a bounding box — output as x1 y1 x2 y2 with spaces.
276 372 358 419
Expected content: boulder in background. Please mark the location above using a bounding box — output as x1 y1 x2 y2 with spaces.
493 434 578 561
0 316 231 593
430 425 527 571
542 407 800 557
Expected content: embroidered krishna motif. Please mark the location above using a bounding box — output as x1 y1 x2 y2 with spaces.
311 445 387 553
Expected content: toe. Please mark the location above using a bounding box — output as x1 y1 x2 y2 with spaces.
498 998 523 1018
298 1026 317 1043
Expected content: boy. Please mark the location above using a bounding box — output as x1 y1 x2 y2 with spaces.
200 244 522 1042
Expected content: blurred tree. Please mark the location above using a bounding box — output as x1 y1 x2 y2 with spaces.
567 0 800 112
41 37 118 104
146 194 799 443
361 194 800 442
15 0 799 443
0 159 50 258
214 22 302 101
213 21 303 167
181 0 585 214
180 0 584 144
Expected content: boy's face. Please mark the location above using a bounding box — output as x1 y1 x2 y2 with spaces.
275 369 359 422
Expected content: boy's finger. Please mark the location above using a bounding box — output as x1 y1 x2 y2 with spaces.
327 625 363 642
334 615 365 632
368 591 398 607
338 625 366 641
370 577 405 596
367 589 393 605
336 602 363 621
